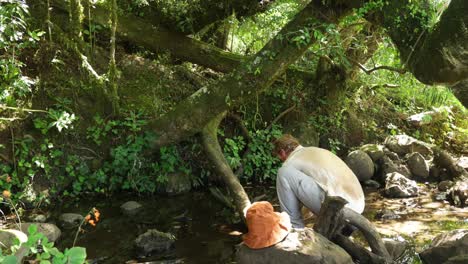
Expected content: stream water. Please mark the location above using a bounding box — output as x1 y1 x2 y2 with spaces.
24 185 468 263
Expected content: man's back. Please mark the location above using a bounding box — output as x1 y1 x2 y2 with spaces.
282 146 365 213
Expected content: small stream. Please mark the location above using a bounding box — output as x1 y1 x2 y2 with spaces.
26 185 468 263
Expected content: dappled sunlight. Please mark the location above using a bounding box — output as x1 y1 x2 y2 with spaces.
364 185 468 248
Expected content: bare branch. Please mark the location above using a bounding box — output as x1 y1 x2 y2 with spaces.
355 61 406 75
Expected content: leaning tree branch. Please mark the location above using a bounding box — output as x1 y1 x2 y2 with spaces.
201 112 251 218
49 0 314 83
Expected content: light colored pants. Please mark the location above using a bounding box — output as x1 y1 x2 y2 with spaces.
276 165 325 228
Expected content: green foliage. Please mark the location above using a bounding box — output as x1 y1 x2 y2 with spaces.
0 224 86 264
230 0 303 55
223 125 283 183
0 0 43 108
84 111 191 194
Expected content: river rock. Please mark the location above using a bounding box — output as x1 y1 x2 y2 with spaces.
439 180 454 191
0 229 28 248
59 213 84 229
363 179 381 189
384 172 419 198
345 150 375 182
383 237 408 260
456 156 468 172
448 178 468 207
360 144 385 161
121 201 143 216
407 152 430 178
164 172 192 195
20 223 61 242
134 229 175 257
236 228 353 264
30 214 47 223
375 209 401 220
419 229 468 264
384 149 400 161
376 156 411 182
384 135 434 158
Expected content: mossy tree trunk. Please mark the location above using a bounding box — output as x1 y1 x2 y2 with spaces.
149 0 362 147
201 112 251 218
368 0 468 106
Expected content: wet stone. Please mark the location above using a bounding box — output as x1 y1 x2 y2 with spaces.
438 180 454 192
20 223 61 242
59 213 84 229
434 192 448 202
383 237 409 260
406 152 429 178
121 201 143 216
384 172 419 198
375 209 401 220
31 214 47 223
345 150 375 182
134 229 176 257
363 179 381 189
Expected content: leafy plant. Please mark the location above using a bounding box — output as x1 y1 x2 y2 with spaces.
0 224 87 264
223 125 283 183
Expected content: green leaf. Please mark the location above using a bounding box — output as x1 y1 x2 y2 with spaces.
2 255 18 264
28 224 38 235
64 247 86 264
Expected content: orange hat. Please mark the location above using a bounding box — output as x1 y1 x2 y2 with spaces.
243 201 291 249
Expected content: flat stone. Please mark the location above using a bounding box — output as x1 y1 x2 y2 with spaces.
120 201 143 216
236 228 353 264
58 213 84 229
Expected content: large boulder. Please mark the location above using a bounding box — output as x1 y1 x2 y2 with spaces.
20 223 61 242
360 144 385 162
134 229 176 257
406 152 430 178
236 228 353 264
345 150 375 182
58 213 84 229
419 229 468 264
384 172 419 198
384 135 434 158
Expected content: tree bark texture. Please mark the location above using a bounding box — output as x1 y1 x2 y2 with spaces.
313 196 392 263
201 113 251 217
369 0 468 106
